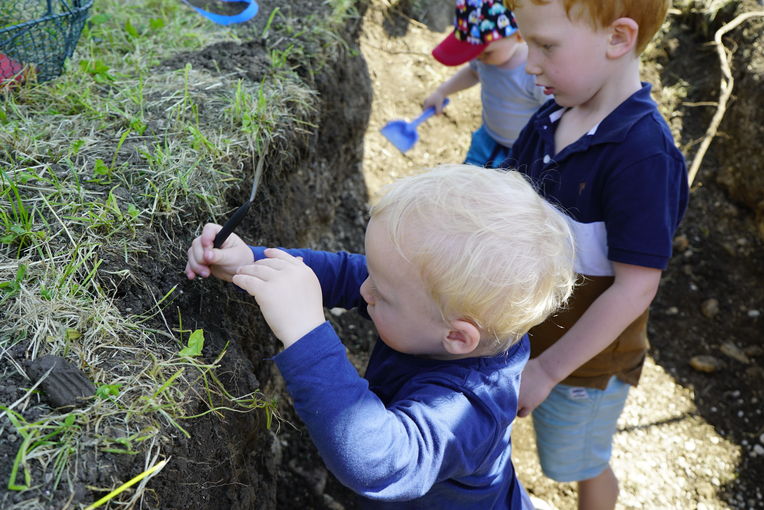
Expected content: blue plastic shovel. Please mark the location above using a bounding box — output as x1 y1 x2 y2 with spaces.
380 98 449 153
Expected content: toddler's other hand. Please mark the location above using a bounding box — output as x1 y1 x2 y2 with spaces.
423 90 448 115
233 248 325 348
516 358 556 418
185 223 253 282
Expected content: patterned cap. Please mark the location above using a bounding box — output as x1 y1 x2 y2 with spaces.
432 0 519 66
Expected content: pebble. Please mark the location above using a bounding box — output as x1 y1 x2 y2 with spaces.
689 355 722 373
755 445 764 456
701 298 719 318
666 306 679 315
720 342 751 364
748 310 761 318
673 234 689 251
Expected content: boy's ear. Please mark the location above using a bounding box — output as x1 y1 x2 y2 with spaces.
607 17 638 59
442 319 481 355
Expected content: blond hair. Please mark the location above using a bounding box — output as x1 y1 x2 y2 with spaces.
370 164 575 354
507 0 670 54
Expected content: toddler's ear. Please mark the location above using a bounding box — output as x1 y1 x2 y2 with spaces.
607 17 638 59
442 319 481 355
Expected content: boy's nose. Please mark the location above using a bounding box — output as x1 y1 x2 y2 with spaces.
525 49 542 75
360 278 374 305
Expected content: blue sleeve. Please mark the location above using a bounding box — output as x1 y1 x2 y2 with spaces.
603 150 689 269
275 323 500 501
250 247 368 310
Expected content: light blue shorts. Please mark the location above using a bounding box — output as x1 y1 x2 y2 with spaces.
531 376 630 483
463 124 511 169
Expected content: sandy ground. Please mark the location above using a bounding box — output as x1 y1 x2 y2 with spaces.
357 3 744 509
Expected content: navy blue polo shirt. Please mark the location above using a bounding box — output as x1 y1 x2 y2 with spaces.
503 83 689 273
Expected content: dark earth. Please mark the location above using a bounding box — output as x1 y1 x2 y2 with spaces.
1 0 762 509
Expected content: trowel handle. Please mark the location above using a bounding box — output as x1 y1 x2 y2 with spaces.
412 98 450 127
213 200 252 248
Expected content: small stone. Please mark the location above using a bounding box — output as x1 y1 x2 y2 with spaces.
759 433 764 444
748 309 761 318
756 445 764 456
701 298 719 318
673 234 689 252
689 355 723 373
720 342 751 364
744 345 763 357
666 306 679 315
721 242 736 256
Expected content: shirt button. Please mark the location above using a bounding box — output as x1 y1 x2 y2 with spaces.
543 154 551 164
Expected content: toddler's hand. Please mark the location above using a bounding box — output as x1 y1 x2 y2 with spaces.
233 248 325 348
423 90 448 115
516 358 556 418
185 223 254 282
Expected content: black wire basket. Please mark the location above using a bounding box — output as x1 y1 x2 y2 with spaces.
0 0 94 85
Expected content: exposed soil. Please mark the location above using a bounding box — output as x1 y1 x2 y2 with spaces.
2 1 762 509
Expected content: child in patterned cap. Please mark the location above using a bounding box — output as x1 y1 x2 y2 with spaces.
424 0 548 168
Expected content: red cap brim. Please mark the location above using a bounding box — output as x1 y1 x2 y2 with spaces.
432 32 487 66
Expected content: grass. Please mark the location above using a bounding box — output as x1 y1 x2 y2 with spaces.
0 0 356 506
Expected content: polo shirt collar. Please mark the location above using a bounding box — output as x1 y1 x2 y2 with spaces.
535 82 656 147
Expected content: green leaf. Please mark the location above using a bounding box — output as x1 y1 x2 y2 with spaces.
88 13 110 25
96 384 122 399
93 158 110 176
124 19 139 39
149 17 165 30
179 329 205 357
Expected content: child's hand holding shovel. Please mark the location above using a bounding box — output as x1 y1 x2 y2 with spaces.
185 223 254 282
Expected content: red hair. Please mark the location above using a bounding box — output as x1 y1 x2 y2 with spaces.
507 0 670 54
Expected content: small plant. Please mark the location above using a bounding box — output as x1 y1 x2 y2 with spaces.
1 408 80 491
0 170 46 251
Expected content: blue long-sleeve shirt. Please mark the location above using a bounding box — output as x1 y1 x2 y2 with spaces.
251 247 532 509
